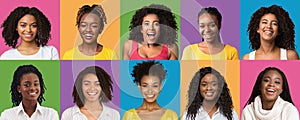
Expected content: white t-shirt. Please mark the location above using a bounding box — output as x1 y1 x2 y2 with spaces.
61 104 120 120
0 102 59 120
0 46 59 60
182 106 239 120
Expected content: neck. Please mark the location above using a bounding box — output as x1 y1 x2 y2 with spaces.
18 41 38 49
261 98 276 110
22 100 37 117
258 39 276 53
83 101 102 111
202 100 218 112
140 100 161 111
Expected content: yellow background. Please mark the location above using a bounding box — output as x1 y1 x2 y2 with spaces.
60 0 120 58
180 60 240 117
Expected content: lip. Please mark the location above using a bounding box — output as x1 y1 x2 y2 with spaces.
29 91 38 95
87 92 97 96
263 29 274 36
205 91 214 97
265 88 276 95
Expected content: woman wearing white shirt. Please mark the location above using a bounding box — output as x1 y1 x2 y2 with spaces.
0 6 58 60
0 65 59 120
61 66 120 120
182 67 239 120
242 67 299 120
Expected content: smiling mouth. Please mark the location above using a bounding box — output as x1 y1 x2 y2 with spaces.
205 91 214 96
29 91 38 95
87 92 97 96
263 30 274 36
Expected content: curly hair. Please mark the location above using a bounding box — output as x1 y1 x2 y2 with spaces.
248 5 295 50
76 4 107 35
1 6 51 48
244 67 294 108
131 61 166 85
129 4 178 45
186 67 233 120
198 7 222 29
72 66 113 108
10 64 46 107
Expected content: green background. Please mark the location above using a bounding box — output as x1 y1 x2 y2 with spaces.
0 60 60 115
120 0 181 59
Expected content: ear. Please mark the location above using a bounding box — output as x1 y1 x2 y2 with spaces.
17 85 21 93
138 84 141 90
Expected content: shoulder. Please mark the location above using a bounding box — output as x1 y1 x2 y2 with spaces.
104 105 119 114
164 109 178 116
124 40 134 47
231 109 239 120
224 44 238 51
287 49 299 60
40 106 58 113
41 46 57 51
1 49 18 57
242 53 250 60
242 104 253 115
184 44 197 50
61 106 77 119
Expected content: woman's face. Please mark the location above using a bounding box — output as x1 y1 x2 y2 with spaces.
199 73 219 101
16 14 38 43
198 13 220 43
82 73 102 103
260 70 283 103
18 73 41 102
79 13 101 45
257 13 279 41
141 14 160 44
138 75 162 103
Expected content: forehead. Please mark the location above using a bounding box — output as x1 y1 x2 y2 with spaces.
263 70 282 78
80 13 100 22
201 73 218 82
140 75 161 84
143 14 159 21
20 73 39 82
198 13 218 23
260 13 277 21
19 14 36 22
82 73 99 82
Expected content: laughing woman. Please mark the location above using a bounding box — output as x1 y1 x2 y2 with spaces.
122 61 178 120
242 67 299 120
122 4 178 60
61 66 120 120
0 65 58 120
0 7 58 60
62 4 118 60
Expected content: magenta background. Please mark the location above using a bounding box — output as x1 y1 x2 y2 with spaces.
240 60 300 114
0 0 60 56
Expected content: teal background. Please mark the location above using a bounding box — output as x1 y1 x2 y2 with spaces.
240 0 300 59
120 0 181 59
0 60 60 116
120 60 180 119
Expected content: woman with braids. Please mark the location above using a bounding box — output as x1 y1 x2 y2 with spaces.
242 67 299 120
61 66 119 120
182 67 238 120
122 4 178 60
0 65 58 120
122 61 178 120
63 4 118 60
0 7 58 60
182 7 239 60
242 5 299 60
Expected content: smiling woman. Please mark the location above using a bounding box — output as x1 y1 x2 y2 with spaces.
242 67 299 120
0 7 59 60
122 4 178 60
242 5 299 60
62 4 118 60
0 65 59 120
122 61 178 120
61 66 120 120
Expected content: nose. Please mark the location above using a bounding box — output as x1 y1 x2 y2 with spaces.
25 25 32 32
86 25 92 32
206 84 212 90
267 80 275 87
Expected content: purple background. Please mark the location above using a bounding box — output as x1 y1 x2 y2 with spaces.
60 60 120 116
0 0 60 56
180 0 240 59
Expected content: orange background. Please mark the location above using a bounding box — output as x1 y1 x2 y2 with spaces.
60 0 120 58
180 60 240 117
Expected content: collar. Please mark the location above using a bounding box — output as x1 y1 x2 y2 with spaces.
17 101 43 116
199 106 220 114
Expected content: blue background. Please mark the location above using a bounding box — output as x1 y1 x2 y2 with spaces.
240 0 300 59
120 60 180 119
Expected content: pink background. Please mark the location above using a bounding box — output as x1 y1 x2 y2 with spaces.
0 0 60 56
240 60 300 114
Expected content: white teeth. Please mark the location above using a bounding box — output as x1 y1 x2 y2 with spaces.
87 92 97 96
29 92 36 95
146 94 154 98
24 34 32 37
267 89 275 92
85 34 93 37
206 92 213 96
